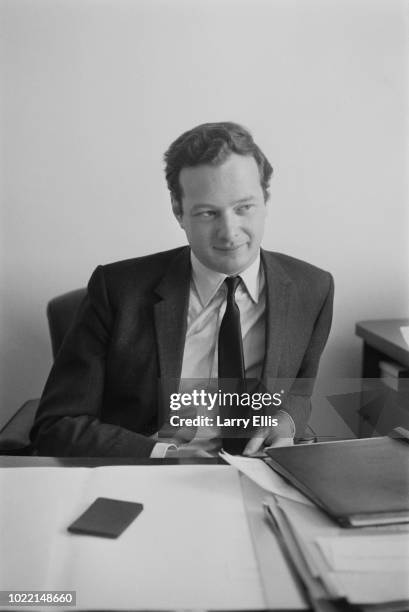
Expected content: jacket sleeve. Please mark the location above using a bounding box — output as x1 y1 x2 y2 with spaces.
284 273 334 437
30 266 156 457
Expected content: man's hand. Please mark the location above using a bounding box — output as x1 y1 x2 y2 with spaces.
243 410 295 456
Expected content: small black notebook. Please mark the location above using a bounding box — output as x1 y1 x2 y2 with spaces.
68 497 144 538
265 437 409 527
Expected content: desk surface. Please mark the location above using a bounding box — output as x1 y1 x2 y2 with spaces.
0 457 307 612
356 318 409 367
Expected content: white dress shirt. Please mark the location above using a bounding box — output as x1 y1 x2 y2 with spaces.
183 251 266 382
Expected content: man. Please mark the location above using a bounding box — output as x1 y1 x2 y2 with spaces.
30 122 334 457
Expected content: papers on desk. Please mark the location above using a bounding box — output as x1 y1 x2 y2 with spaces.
220 450 313 505
221 448 409 610
316 534 409 572
0 465 268 611
265 496 409 610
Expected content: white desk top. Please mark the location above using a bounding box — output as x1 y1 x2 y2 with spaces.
0 464 306 611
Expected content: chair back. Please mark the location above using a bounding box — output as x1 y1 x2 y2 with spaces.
47 288 86 359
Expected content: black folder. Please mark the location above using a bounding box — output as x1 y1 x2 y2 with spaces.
265 436 409 527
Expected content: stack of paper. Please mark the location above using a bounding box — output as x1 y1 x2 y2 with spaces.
266 495 409 611
221 449 409 610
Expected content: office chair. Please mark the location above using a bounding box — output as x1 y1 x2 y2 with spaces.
0 288 86 454
47 288 86 359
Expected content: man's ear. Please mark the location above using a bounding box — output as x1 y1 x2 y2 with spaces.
171 198 185 229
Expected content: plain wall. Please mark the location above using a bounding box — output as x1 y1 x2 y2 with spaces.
1 0 408 429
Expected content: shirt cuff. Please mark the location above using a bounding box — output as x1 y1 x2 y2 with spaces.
150 442 178 458
277 410 296 438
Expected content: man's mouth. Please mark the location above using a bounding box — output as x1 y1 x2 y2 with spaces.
213 243 247 252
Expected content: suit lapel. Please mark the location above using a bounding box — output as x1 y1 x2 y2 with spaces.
261 250 292 385
153 247 191 406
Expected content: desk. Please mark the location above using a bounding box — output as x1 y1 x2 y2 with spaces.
0 457 307 612
355 319 409 437
355 318 409 377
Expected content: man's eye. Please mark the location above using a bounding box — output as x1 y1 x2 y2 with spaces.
197 211 216 218
237 204 254 214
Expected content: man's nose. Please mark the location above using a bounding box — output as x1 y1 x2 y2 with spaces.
216 212 239 242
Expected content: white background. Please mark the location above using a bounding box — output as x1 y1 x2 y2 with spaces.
1 0 408 428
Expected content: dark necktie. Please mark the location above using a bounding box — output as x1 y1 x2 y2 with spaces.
218 276 247 453
218 277 245 381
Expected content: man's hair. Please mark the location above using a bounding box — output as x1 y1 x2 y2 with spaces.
164 121 273 212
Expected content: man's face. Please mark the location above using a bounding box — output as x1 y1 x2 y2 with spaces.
174 153 267 275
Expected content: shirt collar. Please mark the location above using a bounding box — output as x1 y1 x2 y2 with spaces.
190 251 262 307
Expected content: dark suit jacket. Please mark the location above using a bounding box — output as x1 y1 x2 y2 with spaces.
31 246 334 457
